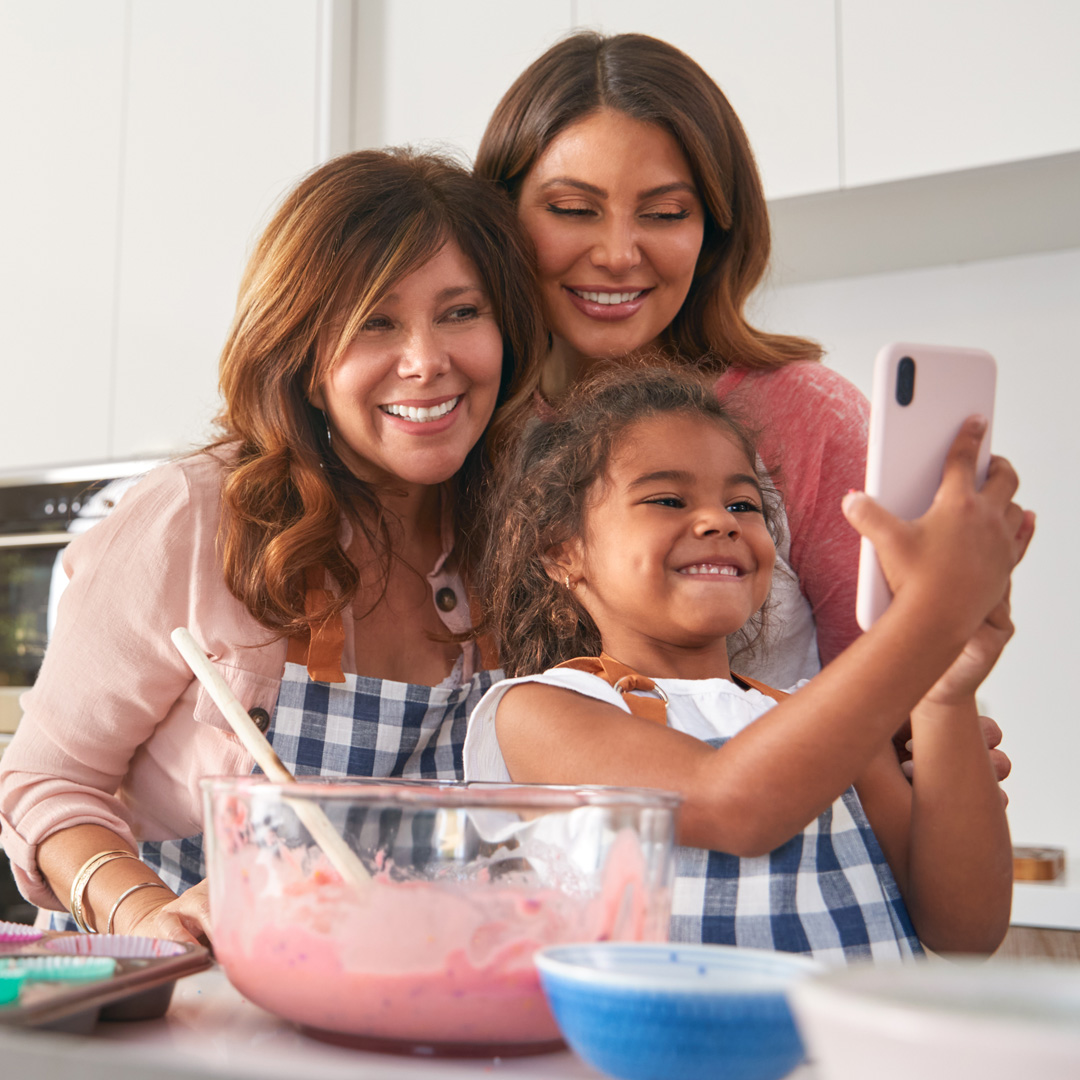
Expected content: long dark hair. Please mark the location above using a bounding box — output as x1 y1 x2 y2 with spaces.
475 31 821 372
479 362 783 677
213 148 545 637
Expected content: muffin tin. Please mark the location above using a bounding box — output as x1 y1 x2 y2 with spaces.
0 922 211 1034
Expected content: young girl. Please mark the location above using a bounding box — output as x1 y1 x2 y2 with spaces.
464 364 1033 964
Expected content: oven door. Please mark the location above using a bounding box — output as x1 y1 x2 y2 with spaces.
0 533 69 741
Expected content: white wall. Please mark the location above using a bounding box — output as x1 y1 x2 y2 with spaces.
0 0 326 472
751 248 1080 856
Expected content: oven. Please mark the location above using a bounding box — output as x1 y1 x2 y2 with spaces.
0 460 162 920
0 460 163 750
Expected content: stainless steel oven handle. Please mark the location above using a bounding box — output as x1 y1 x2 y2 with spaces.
0 534 73 548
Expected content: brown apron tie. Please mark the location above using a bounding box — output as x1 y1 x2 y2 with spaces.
729 672 790 704
554 653 669 725
554 652 789 723
286 567 346 683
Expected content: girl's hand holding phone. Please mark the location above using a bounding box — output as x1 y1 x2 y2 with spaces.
843 416 1034 649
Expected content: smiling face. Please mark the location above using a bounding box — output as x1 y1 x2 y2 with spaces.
516 108 705 367
562 412 775 678
310 241 504 490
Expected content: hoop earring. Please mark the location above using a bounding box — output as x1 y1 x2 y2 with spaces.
322 410 333 448
564 574 575 591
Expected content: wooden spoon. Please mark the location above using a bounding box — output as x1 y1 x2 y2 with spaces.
171 627 371 887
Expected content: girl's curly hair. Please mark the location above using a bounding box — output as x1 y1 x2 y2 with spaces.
479 361 785 677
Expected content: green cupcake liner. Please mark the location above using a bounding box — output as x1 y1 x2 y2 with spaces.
0 968 28 1005
6 955 117 982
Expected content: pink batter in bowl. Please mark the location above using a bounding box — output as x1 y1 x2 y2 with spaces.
201 778 679 1056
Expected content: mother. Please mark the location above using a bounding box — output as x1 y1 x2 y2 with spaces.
0 149 543 941
476 31 868 686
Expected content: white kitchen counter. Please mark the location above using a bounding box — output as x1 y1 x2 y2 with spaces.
0 965 820 1080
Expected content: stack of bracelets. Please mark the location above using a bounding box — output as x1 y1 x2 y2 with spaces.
68 849 171 933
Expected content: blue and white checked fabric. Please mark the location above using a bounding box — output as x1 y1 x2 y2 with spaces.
464 666 924 966
49 657 498 928
668 737 922 965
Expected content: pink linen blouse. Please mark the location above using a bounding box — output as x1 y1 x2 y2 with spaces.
0 450 474 910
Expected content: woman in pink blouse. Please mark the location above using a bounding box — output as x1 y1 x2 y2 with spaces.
0 150 544 942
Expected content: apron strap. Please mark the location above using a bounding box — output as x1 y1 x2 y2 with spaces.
286 567 347 683
554 653 790 722
554 653 669 725
729 672 789 704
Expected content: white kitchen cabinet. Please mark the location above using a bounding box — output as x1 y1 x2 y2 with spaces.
111 1 323 460
373 0 839 200
377 1 573 162
0 0 127 471
1 0 334 470
576 0 840 200
841 0 1080 186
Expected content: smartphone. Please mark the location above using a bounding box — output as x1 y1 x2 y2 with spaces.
855 342 997 630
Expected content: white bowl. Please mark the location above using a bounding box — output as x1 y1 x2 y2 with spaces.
790 960 1080 1080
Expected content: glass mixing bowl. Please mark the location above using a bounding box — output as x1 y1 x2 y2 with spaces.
201 777 679 1056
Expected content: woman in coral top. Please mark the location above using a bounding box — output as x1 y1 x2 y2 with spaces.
474 29 1010 771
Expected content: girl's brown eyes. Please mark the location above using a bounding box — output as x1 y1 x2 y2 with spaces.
642 496 762 512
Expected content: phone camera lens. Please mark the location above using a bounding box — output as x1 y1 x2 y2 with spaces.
896 356 915 406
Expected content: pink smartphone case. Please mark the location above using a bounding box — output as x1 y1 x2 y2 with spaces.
856 342 996 630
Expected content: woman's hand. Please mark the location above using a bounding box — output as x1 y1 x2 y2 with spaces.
893 589 1017 805
979 715 1012 790
923 593 1015 707
896 715 1012 792
112 878 212 946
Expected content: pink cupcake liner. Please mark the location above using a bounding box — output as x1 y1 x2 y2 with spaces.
0 920 43 944
46 933 186 959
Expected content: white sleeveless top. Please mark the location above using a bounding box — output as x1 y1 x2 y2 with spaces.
464 668 922 966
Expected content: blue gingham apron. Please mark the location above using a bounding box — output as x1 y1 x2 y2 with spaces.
465 667 923 966
49 656 498 928
668 733 923 965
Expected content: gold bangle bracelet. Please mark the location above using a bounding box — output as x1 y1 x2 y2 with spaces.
68 850 141 933
105 881 172 935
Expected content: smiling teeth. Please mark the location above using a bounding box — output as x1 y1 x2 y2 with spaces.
382 397 459 422
682 565 739 576
572 289 643 304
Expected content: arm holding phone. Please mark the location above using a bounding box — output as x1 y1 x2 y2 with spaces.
858 343 1015 791
845 419 1034 952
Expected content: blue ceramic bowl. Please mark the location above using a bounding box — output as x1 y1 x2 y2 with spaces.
535 943 821 1080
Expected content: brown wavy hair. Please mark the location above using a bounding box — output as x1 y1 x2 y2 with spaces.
479 361 784 677
211 148 545 637
475 31 821 372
